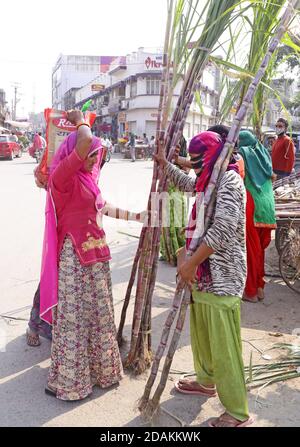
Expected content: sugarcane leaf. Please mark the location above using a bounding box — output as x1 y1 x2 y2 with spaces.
281 32 300 53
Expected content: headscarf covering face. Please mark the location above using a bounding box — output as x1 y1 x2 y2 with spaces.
186 131 239 291
188 131 238 192
238 130 273 191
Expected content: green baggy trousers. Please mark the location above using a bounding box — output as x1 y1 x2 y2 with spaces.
190 291 249 421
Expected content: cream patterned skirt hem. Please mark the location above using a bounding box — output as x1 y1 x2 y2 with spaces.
47 237 123 401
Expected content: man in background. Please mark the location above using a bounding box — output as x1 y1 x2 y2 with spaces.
271 118 295 180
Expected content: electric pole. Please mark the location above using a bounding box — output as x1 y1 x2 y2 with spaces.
11 83 21 120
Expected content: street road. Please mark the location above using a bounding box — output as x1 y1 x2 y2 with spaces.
0 152 299 427
0 152 153 314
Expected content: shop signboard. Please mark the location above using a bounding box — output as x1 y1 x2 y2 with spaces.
91 84 105 92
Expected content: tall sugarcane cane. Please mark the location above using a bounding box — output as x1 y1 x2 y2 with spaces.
118 0 176 366
120 0 242 374
118 0 215 349
118 0 174 350
139 0 300 420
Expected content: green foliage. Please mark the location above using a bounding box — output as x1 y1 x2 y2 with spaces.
216 1 299 137
276 32 300 70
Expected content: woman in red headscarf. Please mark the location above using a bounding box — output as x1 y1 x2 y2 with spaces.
41 110 144 401
154 131 252 427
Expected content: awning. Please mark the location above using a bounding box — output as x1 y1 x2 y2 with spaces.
0 126 10 133
4 120 30 129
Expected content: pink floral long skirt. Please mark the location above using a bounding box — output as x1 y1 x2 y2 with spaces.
47 237 123 401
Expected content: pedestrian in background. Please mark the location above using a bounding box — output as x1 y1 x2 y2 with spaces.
129 132 136 162
272 118 295 180
239 130 276 303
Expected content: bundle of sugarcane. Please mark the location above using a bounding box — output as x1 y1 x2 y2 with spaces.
273 171 300 190
116 0 176 371
138 0 299 420
117 0 241 374
245 343 300 390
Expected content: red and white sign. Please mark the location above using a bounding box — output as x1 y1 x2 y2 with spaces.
145 56 163 70
52 118 76 132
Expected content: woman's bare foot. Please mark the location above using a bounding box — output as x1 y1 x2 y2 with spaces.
26 328 41 347
257 288 265 301
242 294 258 303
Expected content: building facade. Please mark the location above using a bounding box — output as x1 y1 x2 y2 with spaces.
52 55 118 110
74 48 220 140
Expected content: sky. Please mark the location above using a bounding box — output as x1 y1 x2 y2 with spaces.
0 0 167 118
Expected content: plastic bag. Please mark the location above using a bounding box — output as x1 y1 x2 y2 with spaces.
34 109 96 188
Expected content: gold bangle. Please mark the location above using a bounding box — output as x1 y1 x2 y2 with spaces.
76 122 90 130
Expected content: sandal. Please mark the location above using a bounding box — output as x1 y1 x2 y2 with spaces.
26 328 41 347
175 380 217 397
209 412 254 427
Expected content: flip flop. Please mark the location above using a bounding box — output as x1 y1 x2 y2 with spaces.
208 414 254 427
174 380 217 397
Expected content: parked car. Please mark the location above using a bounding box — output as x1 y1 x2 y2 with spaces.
0 135 22 160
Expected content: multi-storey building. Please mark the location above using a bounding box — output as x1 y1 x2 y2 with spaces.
52 55 118 110
74 48 221 140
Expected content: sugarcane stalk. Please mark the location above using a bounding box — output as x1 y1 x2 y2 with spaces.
140 288 191 419
138 287 186 412
136 0 240 380
117 1 174 348
117 227 147 345
139 0 299 418
126 229 154 366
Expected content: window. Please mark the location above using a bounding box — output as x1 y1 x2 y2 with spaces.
194 124 200 135
130 82 137 98
184 123 191 138
200 91 207 105
209 94 215 107
146 78 161 95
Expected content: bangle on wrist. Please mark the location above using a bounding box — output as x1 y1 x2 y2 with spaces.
76 122 90 130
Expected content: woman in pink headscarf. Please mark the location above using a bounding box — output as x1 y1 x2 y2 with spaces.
41 110 144 401
155 131 252 427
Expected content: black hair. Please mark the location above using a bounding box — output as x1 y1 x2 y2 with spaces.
277 118 288 129
207 125 229 140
